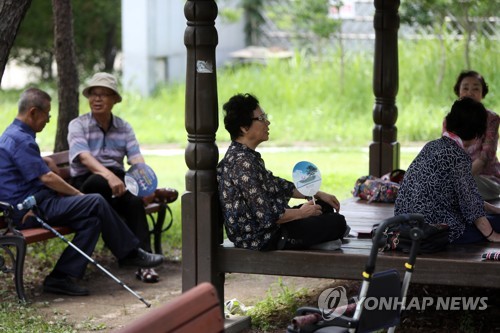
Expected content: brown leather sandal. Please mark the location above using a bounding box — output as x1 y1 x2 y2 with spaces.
154 188 179 203
136 268 160 283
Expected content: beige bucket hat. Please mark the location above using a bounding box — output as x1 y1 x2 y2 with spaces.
82 72 122 103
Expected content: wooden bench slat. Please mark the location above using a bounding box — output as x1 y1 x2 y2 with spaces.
20 226 73 244
45 151 71 165
113 282 223 333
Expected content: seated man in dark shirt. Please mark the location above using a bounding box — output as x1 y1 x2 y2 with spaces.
0 88 163 296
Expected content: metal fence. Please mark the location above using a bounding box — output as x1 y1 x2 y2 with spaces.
255 0 499 51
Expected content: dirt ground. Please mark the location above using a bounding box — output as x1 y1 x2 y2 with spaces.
2 255 500 332
3 256 333 332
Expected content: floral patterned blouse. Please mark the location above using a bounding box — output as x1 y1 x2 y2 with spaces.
216 141 295 250
395 137 485 242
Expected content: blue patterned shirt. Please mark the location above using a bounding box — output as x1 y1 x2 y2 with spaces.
0 119 50 206
395 137 485 242
68 113 142 177
216 141 296 250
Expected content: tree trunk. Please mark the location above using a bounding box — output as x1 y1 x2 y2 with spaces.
52 0 79 152
103 24 117 72
0 0 33 85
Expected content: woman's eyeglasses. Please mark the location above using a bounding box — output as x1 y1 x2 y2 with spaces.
251 113 268 122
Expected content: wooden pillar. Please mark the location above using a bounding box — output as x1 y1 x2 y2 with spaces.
369 0 400 177
182 0 224 300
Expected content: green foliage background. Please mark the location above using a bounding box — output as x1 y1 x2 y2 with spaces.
2 39 498 150
10 0 121 79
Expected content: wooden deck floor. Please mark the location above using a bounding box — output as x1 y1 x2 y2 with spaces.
340 197 500 238
340 197 394 238
216 197 500 290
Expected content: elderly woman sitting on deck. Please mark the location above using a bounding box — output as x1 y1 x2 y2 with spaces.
396 98 500 244
442 70 500 200
216 93 348 251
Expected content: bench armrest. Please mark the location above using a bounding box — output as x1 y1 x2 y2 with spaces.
0 201 13 212
0 201 22 236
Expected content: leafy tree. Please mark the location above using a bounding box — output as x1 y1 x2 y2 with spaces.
218 0 265 46
293 0 341 42
450 0 498 69
72 0 121 74
0 0 76 151
0 0 33 84
400 0 450 87
242 0 265 45
9 0 54 80
220 0 345 87
265 0 342 55
400 0 497 84
10 0 121 81
266 0 344 85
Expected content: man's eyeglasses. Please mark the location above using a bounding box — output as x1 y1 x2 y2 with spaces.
36 107 51 119
251 113 269 122
89 92 116 99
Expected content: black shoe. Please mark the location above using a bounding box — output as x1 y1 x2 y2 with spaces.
43 276 89 296
119 248 164 268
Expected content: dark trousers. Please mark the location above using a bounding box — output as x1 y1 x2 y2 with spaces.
452 214 500 244
17 193 140 279
266 200 348 250
72 168 152 252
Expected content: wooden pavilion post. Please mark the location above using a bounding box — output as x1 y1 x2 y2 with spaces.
369 0 400 176
182 0 224 299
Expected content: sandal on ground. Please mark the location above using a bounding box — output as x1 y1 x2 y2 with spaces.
136 268 160 283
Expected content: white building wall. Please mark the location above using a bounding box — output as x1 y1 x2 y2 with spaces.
122 0 245 96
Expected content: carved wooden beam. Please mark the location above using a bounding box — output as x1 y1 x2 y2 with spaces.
369 0 401 176
182 0 223 298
